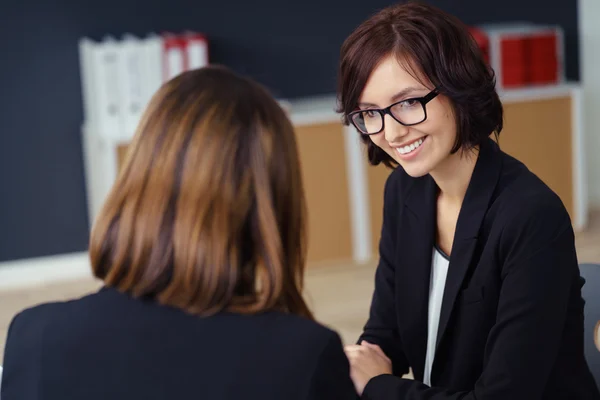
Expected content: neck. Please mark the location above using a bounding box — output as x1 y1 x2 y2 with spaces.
430 147 479 205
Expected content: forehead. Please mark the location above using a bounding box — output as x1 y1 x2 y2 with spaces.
359 54 431 106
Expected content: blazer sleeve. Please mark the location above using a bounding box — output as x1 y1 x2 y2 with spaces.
358 172 410 377
307 331 359 400
362 197 579 400
1 308 45 400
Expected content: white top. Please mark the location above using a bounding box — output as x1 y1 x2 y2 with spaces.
423 247 450 386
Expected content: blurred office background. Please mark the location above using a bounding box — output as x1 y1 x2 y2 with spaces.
0 0 598 365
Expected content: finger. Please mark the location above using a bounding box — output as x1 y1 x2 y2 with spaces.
344 346 366 356
350 344 382 357
360 341 380 350
344 347 360 357
361 342 388 359
345 352 361 366
346 350 376 367
344 350 357 360
361 342 389 361
345 348 372 364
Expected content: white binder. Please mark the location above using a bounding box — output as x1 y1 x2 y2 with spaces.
93 36 124 139
141 33 164 111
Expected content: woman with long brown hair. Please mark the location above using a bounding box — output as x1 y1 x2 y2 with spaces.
1 66 358 400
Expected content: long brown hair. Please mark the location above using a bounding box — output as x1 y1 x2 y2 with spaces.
89 65 312 319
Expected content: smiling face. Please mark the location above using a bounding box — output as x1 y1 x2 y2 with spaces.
358 54 458 178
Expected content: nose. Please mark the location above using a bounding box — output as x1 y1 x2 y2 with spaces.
383 114 409 144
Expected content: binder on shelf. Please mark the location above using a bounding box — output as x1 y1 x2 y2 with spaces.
470 23 564 89
78 38 98 128
92 36 124 139
184 31 209 70
141 33 164 111
163 33 186 81
118 34 145 137
78 31 210 142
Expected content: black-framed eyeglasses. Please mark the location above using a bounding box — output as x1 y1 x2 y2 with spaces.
348 89 439 135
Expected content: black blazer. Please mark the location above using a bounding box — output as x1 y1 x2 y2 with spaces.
1 287 359 400
360 138 600 399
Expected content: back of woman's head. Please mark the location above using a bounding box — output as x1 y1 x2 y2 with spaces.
338 1 503 167
89 65 311 318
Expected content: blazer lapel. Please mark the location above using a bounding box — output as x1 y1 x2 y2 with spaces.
395 174 438 376
435 138 503 350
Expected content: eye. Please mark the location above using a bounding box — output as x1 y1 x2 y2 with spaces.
363 109 378 118
399 98 420 108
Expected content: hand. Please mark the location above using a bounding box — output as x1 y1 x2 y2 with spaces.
344 341 392 395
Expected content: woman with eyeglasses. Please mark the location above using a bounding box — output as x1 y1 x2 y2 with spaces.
0 66 359 400
337 2 599 399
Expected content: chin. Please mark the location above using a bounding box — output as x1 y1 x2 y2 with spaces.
385 146 435 178
398 164 431 178
391 149 441 179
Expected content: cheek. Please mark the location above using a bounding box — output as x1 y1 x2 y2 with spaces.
444 111 457 137
426 109 457 142
369 133 387 149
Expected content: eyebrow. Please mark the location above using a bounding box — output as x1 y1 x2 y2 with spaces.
358 86 427 108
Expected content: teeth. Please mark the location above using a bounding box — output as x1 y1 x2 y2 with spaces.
398 138 424 155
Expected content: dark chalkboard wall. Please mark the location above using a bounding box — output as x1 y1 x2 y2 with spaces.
0 0 579 262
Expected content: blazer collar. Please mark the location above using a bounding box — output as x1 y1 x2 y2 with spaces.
395 138 503 376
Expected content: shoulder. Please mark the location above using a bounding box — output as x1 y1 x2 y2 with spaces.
8 300 64 339
264 312 344 348
265 315 356 399
494 153 573 262
1 303 60 397
497 152 571 231
5 288 110 346
261 312 347 362
2 300 67 376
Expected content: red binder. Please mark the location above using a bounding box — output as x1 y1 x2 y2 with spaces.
182 31 209 70
162 33 187 81
469 24 564 89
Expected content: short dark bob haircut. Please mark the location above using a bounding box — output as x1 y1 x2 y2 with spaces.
337 1 503 168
